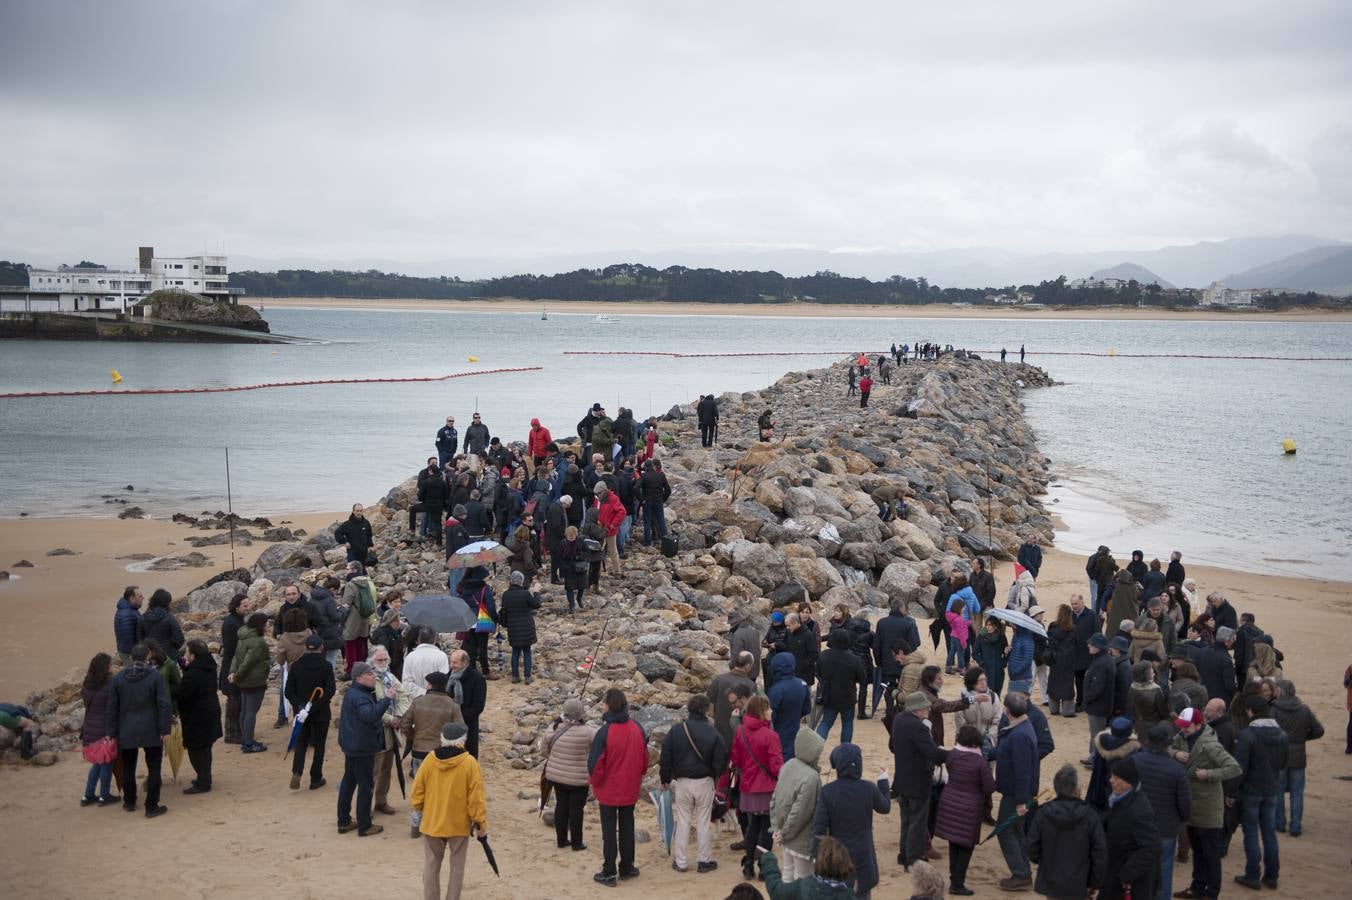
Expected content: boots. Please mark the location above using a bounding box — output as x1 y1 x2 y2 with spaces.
19 729 35 760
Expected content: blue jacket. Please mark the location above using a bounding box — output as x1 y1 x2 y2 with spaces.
950 586 980 621
766 652 811 760
1007 627 1035 683
994 718 1039 805
113 597 141 654
812 743 890 895
435 425 458 456
338 682 392 756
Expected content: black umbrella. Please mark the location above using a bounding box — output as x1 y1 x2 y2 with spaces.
390 730 407 799
477 834 501 877
403 594 477 633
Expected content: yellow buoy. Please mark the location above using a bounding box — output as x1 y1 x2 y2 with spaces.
1281 438 1297 455
110 369 123 384
1107 347 1117 356
467 356 479 363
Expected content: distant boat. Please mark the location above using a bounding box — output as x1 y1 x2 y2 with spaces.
595 314 618 324
541 307 548 320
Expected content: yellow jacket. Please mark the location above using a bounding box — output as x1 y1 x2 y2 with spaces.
411 747 487 838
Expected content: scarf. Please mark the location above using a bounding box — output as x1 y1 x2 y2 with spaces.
446 667 466 705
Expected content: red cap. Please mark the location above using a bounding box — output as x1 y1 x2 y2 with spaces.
1174 707 1203 728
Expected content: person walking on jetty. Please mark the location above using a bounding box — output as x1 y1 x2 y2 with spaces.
589 688 649 887
639 460 671 547
846 365 857 397
287 634 336 791
858 373 872 408
336 503 374 564
697 392 719 447
175 639 222 794
411 721 487 900
106 642 172 817
337 661 394 836
113 586 143 664
660 693 728 875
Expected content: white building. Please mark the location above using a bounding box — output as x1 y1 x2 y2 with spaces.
1202 281 1254 307
2 246 242 313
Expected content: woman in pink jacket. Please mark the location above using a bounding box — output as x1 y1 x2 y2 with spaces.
730 695 784 879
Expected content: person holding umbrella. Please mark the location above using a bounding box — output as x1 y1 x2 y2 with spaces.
286 634 336 791
174 639 222 795
412 721 488 900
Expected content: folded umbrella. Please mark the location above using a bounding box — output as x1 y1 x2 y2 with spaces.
539 770 553 819
402 594 478 633
285 687 323 758
870 666 885 715
650 787 675 855
391 730 407 799
164 721 184 782
986 606 1048 638
980 788 1052 843
477 834 501 877
446 540 511 570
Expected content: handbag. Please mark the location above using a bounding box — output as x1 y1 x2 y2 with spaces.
83 735 118 765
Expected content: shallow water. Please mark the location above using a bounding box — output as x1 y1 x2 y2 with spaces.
1 307 1349 581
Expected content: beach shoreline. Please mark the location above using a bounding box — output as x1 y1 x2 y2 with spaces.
248 296 1352 322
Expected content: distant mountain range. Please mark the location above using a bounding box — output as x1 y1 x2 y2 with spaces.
1224 245 1352 297
1088 262 1174 289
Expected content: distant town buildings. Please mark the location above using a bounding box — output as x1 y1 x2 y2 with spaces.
1201 280 1256 307
0 246 242 313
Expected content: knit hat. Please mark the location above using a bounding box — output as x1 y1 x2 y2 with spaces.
593 481 608 496
510 570 525 586
350 661 372 680
1088 633 1109 650
440 721 468 747
770 610 785 624
1111 756 1141 787
1174 707 1203 729
304 634 323 649
904 691 932 713
562 698 585 721
1110 635 1130 653
425 671 449 691
1109 716 1134 739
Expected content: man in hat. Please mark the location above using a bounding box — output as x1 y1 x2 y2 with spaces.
1109 635 1133 718
1082 633 1116 765
286 633 336 791
338 661 394 836
1027 605 1050 706
412 721 488 900
1132 724 1190 899
1102 756 1161 899
1171 707 1241 899
726 609 763 686
891 691 947 868
577 402 603 462
994 693 1040 891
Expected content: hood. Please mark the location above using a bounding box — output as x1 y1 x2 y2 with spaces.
1271 695 1302 713
827 628 851 651
279 632 309 649
116 597 137 612
430 745 471 765
828 742 862 780
1117 568 1134 584
771 652 796 678
1040 796 1096 829
185 654 217 675
530 418 540 427
348 575 371 588
793 727 826 769
121 661 154 682
347 513 366 525
1094 732 1141 760
237 625 260 642
310 585 333 603
1248 720 1286 745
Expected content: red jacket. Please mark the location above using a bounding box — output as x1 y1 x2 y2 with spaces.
729 714 782 794
859 376 873 393
597 492 626 536
644 429 657 458
527 422 552 458
588 713 648 806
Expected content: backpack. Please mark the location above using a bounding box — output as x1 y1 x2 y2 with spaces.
354 579 377 619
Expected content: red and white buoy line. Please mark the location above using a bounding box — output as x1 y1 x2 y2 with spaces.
564 350 1352 362
0 366 542 400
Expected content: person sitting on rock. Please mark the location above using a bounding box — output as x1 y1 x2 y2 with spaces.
758 409 774 442
0 702 37 760
870 484 907 522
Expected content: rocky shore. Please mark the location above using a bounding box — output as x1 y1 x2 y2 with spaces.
5 355 1055 770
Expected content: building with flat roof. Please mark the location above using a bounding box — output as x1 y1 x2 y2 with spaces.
2 246 243 313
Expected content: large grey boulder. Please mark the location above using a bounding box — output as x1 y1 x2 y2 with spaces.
253 541 318 574
878 561 928 608
186 580 249 614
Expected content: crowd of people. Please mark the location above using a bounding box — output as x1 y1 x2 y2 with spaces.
1 401 1334 900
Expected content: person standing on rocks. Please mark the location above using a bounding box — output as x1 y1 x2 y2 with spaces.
545 494 571 584
727 610 763 686
402 627 450 704
435 416 458 468
463 412 490 459
106 642 172 817
498 571 542 684
140 588 184 662
758 408 774 442
455 566 497 678
846 365 857 397
660 693 728 875
589 687 649 887
697 392 719 447
595 482 625 577
858 372 873 408
527 417 552 474
1020 344 1025 362
337 661 393 836
114 586 143 665
870 483 906 522
286 634 336 791
340 561 376 679
335 503 374 565
639 460 671 547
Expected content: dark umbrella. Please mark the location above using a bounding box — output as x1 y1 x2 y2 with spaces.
928 617 945 650
391 731 407 799
870 666 885 714
477 834 501 877
285 687 324 758
979 789 1051 843
403 594 477 633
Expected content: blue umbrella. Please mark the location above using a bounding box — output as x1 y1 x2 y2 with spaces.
284 687 323 758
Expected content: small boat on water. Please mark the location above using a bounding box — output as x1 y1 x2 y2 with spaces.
595 314 618 324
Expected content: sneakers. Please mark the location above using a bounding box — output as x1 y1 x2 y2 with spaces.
697 861 718 874
81 796 97 807
358 824 384 837
593 873 617 888
512 676 522 684
309 778 327 790
998 875 1032 891
290 775 301 790
618 867 640 881
96 794 121 806
145 804 168 818
525 675 533 685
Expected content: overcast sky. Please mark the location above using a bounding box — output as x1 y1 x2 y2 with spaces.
2 0 1349 272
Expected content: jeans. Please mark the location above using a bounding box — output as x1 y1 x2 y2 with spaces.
338 753 376 830
325 649 340 670
599 803 636 877
84 762 113 799
1240 789 1280 882
239 688 265 745
642 502 666 545
945 635 968 670
617 514 632 554
420 506 443 543
1186 825 1222 897
815 706 855 744
446 567 464 597
121 745 163 809
292 716 329 782
996 793 1030 879
1275 767 1304 832
1089 580 1099 611
552 781 588 850
276 678 288 724
672 777 715 868
898 793 929 866
1157 835 1176 900
511 646 533 679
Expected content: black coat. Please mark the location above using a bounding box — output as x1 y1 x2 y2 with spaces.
335 514 374 558
639 468 671 503
1101 788 1160 900
544 502 568 550
1028 797 1107 898
784 627 820 686
1195 644 1237 702
873 611 920 676
1071 607 1099 671
285 652 336 722
889 710 947 799
970 569 997 610
418 468 451 509
106 662 172 749
498 587 541 647
307 586 344 651
1113 655 1133 716
815 631 866 712
455 665 487 720
173 654 223 749
219 611 245 692
1045 624 1078 702
1083 652 1117 718
140 606 184 657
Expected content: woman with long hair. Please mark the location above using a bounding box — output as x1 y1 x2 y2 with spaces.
79 652 118 806
229 611 271 752
219 591 253 743
175 639 222 793
729 695 784 880
1045 605 1079 717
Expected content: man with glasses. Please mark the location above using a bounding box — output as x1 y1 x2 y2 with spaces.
435 417 458 468
464 413 490 458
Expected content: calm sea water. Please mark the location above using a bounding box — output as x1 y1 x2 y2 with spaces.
1 308 1349 581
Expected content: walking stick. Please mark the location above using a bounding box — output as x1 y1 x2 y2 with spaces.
578 609 618 699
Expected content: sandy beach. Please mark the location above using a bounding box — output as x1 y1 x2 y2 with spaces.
1 519 1349 899
250 296 1352 323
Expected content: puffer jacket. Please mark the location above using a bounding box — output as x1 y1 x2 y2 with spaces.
545 717 598 787
105 661 171 749
769 728 826 855
1270 694 1324 769
934 745 995 847
230 626 270 689
766 652 810 760
812 743 890 895
80 683 111 745
730 714 784 795
1171 724 1241 828
497 586 541 647
307 586 344 650
1235 718 1289 795
139 606 184 657
113 598 141 654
